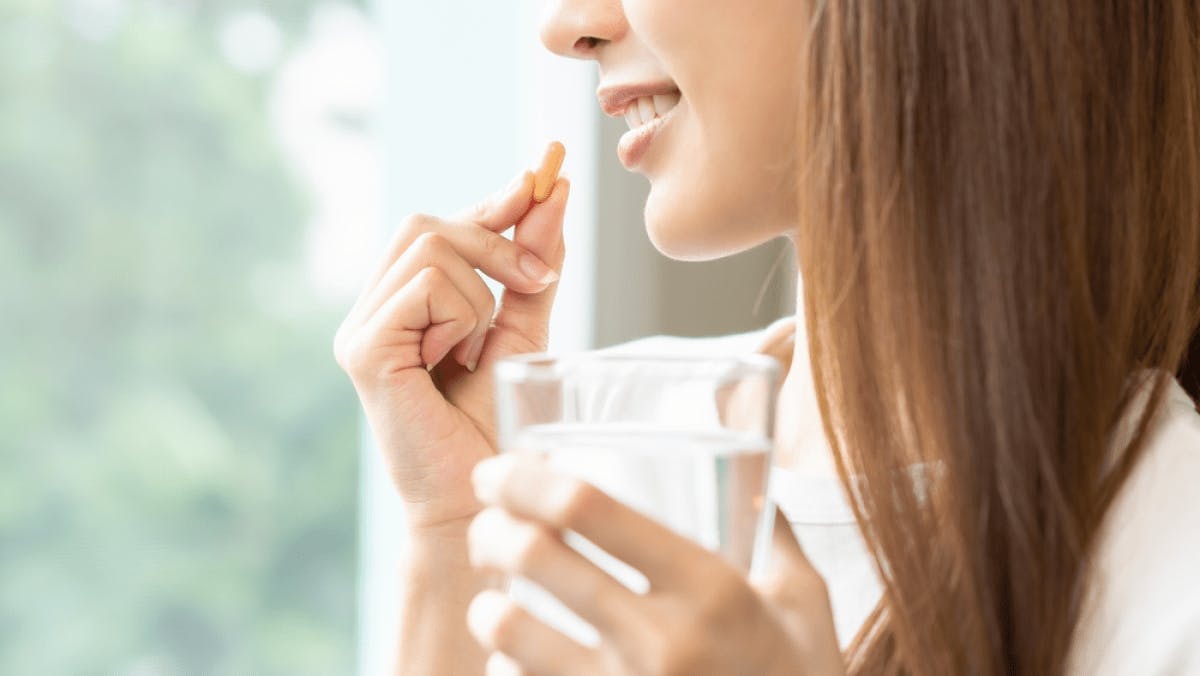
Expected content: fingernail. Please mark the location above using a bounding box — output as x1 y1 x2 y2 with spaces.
519 253 559 285
466 333 486 373
471 455 513 503
484 652 523 676
467 590 510 642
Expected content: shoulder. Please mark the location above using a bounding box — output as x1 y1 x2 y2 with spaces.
1069 376 1200 674
596 316 797 359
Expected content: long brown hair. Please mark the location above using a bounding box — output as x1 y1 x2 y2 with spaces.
794 2 1200 673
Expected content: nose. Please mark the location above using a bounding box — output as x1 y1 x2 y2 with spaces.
540 0 627 60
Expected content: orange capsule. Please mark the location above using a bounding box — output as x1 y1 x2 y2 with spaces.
532 141 566 203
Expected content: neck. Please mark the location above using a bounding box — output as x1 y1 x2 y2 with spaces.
768 241 836 475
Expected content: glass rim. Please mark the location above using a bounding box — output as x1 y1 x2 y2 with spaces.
493 351 782 383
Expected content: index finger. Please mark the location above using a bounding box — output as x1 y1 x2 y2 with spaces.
452 170 536 232
470 454 723 590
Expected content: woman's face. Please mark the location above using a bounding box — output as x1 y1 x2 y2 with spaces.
541 0 806 260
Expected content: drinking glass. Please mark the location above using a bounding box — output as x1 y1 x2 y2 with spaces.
493 351 780 646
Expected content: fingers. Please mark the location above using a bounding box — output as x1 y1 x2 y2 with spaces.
354 233 498 371
512 176 568 264
483 653 527 676
343 218 560 372
356 170 545 309
345 171 569 380
471 453 719 591
467 506 644 635
356 218 557 319
453 170 537 232
434 222 560 293
468 589 600 676
362 170 531 289
353 266 477 374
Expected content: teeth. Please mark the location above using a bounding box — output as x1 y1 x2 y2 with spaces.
622 93 682 131
625 107 642 129
637 97 655 126
652 93 681 117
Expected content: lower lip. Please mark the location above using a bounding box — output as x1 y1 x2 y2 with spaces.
617 108 677 170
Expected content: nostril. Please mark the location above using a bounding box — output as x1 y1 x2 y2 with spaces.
574 36 601 52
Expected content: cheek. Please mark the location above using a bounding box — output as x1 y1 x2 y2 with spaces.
644 83 799 261
628 1 803 260
643 156 783 261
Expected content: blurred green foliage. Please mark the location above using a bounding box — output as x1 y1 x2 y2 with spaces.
0 0 362 673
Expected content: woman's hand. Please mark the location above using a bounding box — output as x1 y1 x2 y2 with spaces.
465 454 846 676
334 172 569 533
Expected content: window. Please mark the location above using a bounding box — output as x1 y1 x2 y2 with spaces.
3 1 791 672
357 2 599 671
1 1 374 671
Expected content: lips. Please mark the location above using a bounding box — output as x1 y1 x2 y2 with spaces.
597 82 683 170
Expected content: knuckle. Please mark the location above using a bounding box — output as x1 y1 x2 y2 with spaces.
474 226 504 258
412 265 445 289
394 213 436 250
340 333 376 377
333 338 357 374
466 198 492 223
332 328 347 368
400 212 436 235
411 231 448 257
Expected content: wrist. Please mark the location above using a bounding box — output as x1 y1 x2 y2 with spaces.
403 513 478 570
402 513 505 592
407 511 477 544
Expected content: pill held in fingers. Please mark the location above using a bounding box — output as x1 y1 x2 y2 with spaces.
532 141 566 203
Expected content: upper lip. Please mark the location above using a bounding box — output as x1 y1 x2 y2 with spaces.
597 82 681 118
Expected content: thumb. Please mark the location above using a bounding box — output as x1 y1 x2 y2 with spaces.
490 177 569 353
753 506 817 599
771 505 808 563
755 506 844 667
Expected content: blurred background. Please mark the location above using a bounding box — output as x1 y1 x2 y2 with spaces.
1 0 792 673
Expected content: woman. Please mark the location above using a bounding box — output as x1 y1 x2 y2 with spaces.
334 0 1200 673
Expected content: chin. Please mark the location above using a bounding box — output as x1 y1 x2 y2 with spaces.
643 181 769 262
645 222 723 262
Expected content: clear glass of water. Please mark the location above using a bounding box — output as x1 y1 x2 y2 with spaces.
493 352 781 646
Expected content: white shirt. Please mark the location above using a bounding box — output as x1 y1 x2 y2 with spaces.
605 320 1200 672
1068 373 1200 674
